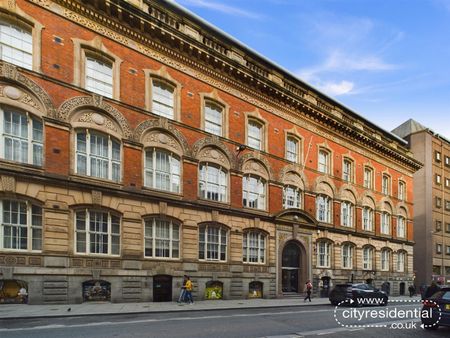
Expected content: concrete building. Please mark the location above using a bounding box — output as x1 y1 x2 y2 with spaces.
393 119 450 288
0 0 421 304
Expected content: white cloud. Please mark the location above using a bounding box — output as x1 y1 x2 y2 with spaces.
318 80 355 96
173 0 263 19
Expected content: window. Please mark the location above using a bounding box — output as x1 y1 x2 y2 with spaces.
286 136 299 163
317 241 331 268
342 244 353 269
362 207 374 231
445 156 450 166
85 57 113 98
144 148 180 193
242 175 266 210
340 201 354 227
199 224 227 261
199 163 227 202
397 252 406 272
76 129 121 182
446 223 450 233
446 200 450 211
342 159 353 182
436 244 442 254
363 167 373 189
433 265 441 274
436 151 441 162
446 246 450 255
204 101 223 136
436 221 442 232
381 212 391 235
75 209 120 255
0 200 42 251
436 197 442 208
397 216 406 238
382 175 390 195
0 109 43 166
318 149 330 174
283 185 302 209
316 195 331 223
363 247 373 270
446 178 450 188
243 231 266 264
247 120 263 150
152 80 175 119
381 249 390 271
0 21 32 70
436 174 441 185
144 217 179 259
398 181 405 201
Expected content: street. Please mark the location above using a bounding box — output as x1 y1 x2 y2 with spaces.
1 303 449 338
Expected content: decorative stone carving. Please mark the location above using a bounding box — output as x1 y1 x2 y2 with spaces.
144 131 181 154
78 112 118 133
192 136 236 169
92 190 102 205
198 147 230 168
1 176 15 192
3 86 21 99
58 95 132 140
239 152 273 180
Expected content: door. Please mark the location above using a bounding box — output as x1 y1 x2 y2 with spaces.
282 242 301 293
282 269 299 292
153 275 172 302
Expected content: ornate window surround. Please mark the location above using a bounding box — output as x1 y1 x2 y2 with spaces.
200 90 229 138
245 110 268 152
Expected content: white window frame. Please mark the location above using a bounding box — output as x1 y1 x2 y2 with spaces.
381 212 391 235
243 174 266 210
204 101 223 136
199 163 227 202
151 79 175 119
75 129 121 182
342 159 352 182
362 207 374 231
286 136 299 163
247 119 263 150
243 231 266 264
382 175 390 195
144 148 180 193
0 21 32 70
0 199 42 252
363 167 373 189
363 247 373 270
397 216 406 238
381 250 390 271
74 209 120 256
0 108 43 166
340 201 354 227
398 181 405 201
341 244 353 269
85 56 113 98
316 195 331 223
199 224 228 262
144 217 180 259
397 252 406 272
317 241 331 268
283 185 302 209
318 150 329 174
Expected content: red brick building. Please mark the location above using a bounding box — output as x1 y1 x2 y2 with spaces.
0 0 421 304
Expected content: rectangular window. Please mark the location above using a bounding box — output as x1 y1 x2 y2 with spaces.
381 212 390 235
204 102 223 136
0 22 32 70
342 159 352 182
317 242 330 268
318 150 329 174
436 220 442 232
436 244 442 254
144 149 180 193
398 181 405 201
316 195 331 223
445 200 450 211
362 207 373 231
152 80 175 119
382 175 390 195
342 245 353 269
446 178 450 188
243 175 266 210
436 174 441 185
243 232 266 264
199 225 227 261
247 120 262 150
445 156 450 166
286 137 298 163
436 151 441 162
340 202 353 227
436 197 442 208
446 223 450 233
446 246 450 255
363 248 373 270
381 250 390 271
85 57 113 98
397 217 406 238
144 218 179 259
363 168 373 189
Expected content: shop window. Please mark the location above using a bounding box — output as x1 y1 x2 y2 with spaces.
205 281 223 300
82 280 111 302
248 281 263 299
0 279 28 304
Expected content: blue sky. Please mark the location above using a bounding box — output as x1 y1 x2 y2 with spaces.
172 0 450 139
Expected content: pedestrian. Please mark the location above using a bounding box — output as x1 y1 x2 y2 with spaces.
408 284 415 297
177 275 188 303
424 281 440 299
304 280 312 302
18 287 28 304
185 276 194 304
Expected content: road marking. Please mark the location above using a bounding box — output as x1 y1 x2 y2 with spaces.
0 309 332 332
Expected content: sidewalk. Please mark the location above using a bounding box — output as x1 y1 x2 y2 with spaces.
0 296 421 320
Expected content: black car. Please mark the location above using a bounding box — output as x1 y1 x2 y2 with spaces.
329 283 388 306
421 287 450 330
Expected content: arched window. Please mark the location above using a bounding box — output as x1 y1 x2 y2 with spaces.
316 241 331 268
341 243 354 269
286 136 299 163
144 148 180 193
152 79 175 119
247 119 263 150
199 163 227 202
0 107 43 166
85 56 113 98
363 246 374 270
199 224 228 261
397 251 406 272
242 231 266 264
398 181 406 201
381 249 390 271
144 217 180 259
75 129 121 182
362 206 374 231
381 211 391 235
363 167 374 189
340 201 354 227
382 174 390 195
316 195 331 223
75 209 120 255
204 101 223 136
397 216 406 238
0 199 42 251
0 21 32 70
283 185 302 209
243 174 266 210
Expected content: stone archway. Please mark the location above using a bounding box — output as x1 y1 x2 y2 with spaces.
280 240 308 294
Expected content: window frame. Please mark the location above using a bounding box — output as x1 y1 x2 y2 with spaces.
342 158 353 182
84 55 114 99
286 135 300 163
381 211 391 235
382 174 390 195
316 241 331 268
397 216 406 238
242 174 266 210
199 162 228 203
363 247 374 270
247 118 264 151
198 223 228 262
318 149 330 174
151 78 176 119
340 201 354 227
363 167 374 189
144 147 181 194
362 206 374 232
203 100 225 137
398 181 406 201
341 243 354 269
242 231 266 265
381 249 390 271
397 251 406 272
283 185 302 209
144 217 180 259
316 195 332 223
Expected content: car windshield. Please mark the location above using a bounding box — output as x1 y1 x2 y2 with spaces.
429 291 445 300
442 291 450 301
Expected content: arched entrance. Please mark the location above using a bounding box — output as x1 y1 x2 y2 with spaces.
282 241 302 293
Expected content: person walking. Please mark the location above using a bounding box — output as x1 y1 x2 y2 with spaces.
185 276 194 304
424 281 440 299
408 284 415 297
304 280 312 302
177 275 188 303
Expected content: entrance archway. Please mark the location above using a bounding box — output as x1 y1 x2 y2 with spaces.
281 241 306 293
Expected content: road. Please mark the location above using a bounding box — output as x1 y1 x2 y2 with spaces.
0 303 449 338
